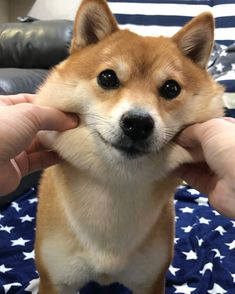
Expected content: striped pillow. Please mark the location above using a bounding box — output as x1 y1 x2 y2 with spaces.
108 0 235 46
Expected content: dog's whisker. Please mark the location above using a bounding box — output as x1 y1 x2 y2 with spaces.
80 112 112 122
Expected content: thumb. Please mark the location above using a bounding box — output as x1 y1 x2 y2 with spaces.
29 104 79 132
175 123 204 149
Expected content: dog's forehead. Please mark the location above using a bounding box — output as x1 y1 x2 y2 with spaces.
63 30 182 82
101 31 177 60
99 31 180 69
97 31 182 80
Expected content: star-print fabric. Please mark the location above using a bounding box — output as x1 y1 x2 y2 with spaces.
0 185 234 294
208 43 235 95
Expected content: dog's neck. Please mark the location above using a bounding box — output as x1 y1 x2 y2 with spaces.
49 162 178 257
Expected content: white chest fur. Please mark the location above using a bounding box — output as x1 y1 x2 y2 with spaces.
41 166 173 292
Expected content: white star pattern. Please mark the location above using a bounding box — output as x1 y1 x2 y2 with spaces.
20 215 34 223
199 217 211 225
180 207 194 213
200 263 213 275
174 238 180 244
220 50 228 57
173 283 196 294
197 238 204 246
208 283 227 294
182 250 197 260
23 250 35 260
0 187 40 292
188 189 200 195
28 198 38 204
3 283 22 293
0 225 14 234
169 265 180 276
231 63 235 71
231 221 235 227
11 202 21 212
231 273 235 283
11 238 30 247
25 278 39 294
214 226 226 236
0 264 13 273
194 197 209 206
216 63 225 73
212 210 220 216
212 249 225 260
0 213 4 220
225 240 235 250
181 226 193 233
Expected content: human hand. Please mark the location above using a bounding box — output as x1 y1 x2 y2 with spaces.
0 94 78 195
175 118 235 219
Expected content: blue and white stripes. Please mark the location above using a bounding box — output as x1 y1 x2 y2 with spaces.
108 0 235 46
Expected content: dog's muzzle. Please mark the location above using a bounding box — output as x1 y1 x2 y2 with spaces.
120 111 154 141
96 110 155 158
108 110 154 158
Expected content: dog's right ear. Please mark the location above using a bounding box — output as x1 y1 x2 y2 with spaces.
173 12 214 68
70 0 119 53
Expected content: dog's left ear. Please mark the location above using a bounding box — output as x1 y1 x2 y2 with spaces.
70 0 119 53
173 12 214 68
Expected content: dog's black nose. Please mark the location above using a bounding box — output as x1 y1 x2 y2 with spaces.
120 111 154 141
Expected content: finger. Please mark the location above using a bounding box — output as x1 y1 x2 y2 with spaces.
174 124 202 148
26 137 49 153
175 118 232 149
21 103 79 132
0 94 36 106
26 105 79 131
26 151 61 173
176 163 217 195
14 151 61 177
183 146 205 163
222 117 235 124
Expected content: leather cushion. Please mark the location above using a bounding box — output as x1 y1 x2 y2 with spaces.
0 20 73 69
0 68 48 94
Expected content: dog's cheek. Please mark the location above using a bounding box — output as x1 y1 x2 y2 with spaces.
37 131 60 149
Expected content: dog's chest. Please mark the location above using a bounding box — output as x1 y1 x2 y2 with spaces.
40 168 174 291
61 178 167 254
41 219 170 292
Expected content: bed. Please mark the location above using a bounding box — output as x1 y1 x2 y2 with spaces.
0 0 235 293
1 185 235 294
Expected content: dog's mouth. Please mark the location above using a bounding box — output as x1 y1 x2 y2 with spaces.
112 143 148 157
96 131 149 158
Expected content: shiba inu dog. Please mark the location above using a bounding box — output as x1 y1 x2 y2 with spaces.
35 0 224 293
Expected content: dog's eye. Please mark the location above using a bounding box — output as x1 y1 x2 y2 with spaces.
97 69 120 90
159 80 181 100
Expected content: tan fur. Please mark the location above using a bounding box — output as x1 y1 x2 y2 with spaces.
35 1 224 293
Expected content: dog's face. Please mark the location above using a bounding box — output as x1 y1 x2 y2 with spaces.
37 0 223 179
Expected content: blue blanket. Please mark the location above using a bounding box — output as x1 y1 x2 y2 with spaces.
0 186 234 294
